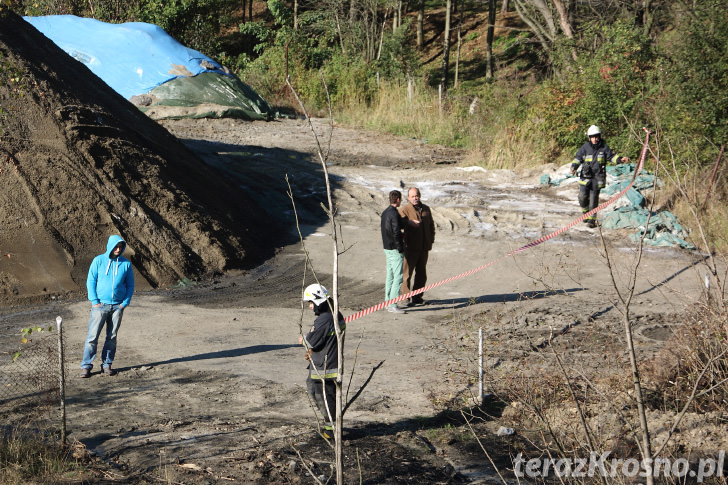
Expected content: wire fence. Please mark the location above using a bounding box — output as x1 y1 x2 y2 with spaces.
0 316 66 442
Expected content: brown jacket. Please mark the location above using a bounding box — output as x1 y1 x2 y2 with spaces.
399 202 435 251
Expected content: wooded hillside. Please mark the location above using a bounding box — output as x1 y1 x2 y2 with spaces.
6 0 728 246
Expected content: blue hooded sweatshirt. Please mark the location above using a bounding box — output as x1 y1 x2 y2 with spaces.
87 235 135 307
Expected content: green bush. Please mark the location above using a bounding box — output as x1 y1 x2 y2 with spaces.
533 20 654 153
239 6 418 115
654 1 728 165
375 19 420 80
130 0 234 56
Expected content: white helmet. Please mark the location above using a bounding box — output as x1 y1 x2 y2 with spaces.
586 125 601 137
303 284 329 306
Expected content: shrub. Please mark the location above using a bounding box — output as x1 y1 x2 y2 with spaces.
643 300 728 414
653 1 728 166
532 20 654 153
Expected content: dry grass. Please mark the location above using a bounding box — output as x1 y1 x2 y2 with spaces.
642 301 728 414
0 433 83 484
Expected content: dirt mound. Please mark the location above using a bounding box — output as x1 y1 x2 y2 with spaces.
0 10 274 306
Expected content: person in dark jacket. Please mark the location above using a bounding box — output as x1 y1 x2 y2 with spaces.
80 235 135 378
300 284 345 439
570 125 630 228
381 190 407 314
399 187 435 305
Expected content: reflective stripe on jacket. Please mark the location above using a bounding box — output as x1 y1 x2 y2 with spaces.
571 140 624 184
304 310 345 380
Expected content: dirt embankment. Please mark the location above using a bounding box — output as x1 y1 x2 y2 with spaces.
0 10 277 307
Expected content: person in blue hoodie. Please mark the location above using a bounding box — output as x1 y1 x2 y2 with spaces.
80 235 134 378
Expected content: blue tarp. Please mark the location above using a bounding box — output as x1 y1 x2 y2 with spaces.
24 15 228 99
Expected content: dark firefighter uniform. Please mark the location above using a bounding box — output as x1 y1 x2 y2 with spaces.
303 301 345 438
571 139 628 225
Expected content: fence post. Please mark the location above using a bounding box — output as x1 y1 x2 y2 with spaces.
56 316 66 445
478 327 484 405
438 84 443 117
407 78 413 104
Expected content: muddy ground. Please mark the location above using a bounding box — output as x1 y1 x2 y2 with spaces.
2 116 726 483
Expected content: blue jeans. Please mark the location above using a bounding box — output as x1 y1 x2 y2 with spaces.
384 249 404 307
81 304 124 370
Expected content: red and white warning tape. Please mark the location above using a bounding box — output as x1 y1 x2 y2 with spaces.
344 128 651 324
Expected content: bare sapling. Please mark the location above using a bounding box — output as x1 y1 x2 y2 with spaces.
547 329 609 485
661 137 726 308
286 71 345 483
642 130 728 452
598 128 655 483
599 127 728 482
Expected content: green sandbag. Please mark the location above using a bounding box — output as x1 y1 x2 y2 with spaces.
141 72 272 120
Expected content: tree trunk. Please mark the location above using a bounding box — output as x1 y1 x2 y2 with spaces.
364 8 374 62
551 0 577 60
241 0 246 22
334 11 346 55
640 0 654 36
502 0 509 12
416 0 424 49
552 0 572 37
294 0 298 30
377 11 388 61
531 0 556 38
512 0 553 56
454 0 463 87
486 0 496 79
248 0 253 21
441 0 452 91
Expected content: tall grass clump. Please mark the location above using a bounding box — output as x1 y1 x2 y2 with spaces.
654 155 728 255
0 432 82 483
335 76 553 168
644 298 728 414
337 79 462 146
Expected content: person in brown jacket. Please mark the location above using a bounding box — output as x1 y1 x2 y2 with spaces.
399 187 435 306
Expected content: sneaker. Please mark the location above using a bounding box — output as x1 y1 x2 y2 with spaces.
587 220 597 228
80 368 91 378
387 305 407 314
102 366 116 376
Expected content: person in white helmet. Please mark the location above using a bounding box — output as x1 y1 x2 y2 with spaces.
570 125 630 228
299 283 345 439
